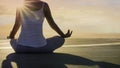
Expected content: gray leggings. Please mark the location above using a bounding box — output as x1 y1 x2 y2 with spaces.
10 36 65 53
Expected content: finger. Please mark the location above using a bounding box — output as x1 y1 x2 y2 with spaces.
66 30 69 35
67 31 72 37
70 31 73 35
68 29 70 33
68 31 72 37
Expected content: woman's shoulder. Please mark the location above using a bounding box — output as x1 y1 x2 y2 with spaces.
41 1 47 5
41 1 49 7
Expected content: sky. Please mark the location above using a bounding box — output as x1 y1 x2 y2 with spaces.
0 0 120 38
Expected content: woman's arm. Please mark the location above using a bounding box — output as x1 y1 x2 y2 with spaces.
44 3 72 38
7 9 21 39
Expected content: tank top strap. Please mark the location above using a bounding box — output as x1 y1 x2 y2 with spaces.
41 2 45 9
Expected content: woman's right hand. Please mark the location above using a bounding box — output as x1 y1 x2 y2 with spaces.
62 30 73 38
7 36 14 39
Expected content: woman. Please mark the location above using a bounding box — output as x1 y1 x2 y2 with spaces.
7 0 72 53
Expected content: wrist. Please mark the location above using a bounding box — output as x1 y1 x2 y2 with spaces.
7 36 14 39
60 35 66 38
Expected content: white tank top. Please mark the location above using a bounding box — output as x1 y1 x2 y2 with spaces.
17 2 47 48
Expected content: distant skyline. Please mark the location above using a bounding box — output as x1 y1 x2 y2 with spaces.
0 0 120 38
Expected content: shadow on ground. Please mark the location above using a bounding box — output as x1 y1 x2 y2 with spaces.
2 53 120 68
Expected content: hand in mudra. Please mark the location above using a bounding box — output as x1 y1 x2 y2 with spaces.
63 30 73 38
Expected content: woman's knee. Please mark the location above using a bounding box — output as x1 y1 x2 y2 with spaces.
10 39 17 45
10 39 17 51
55 36 65 41
59 37 65 45
55 36 65 46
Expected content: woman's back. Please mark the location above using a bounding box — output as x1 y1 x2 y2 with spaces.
8 0 72 53
17 1 47 48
